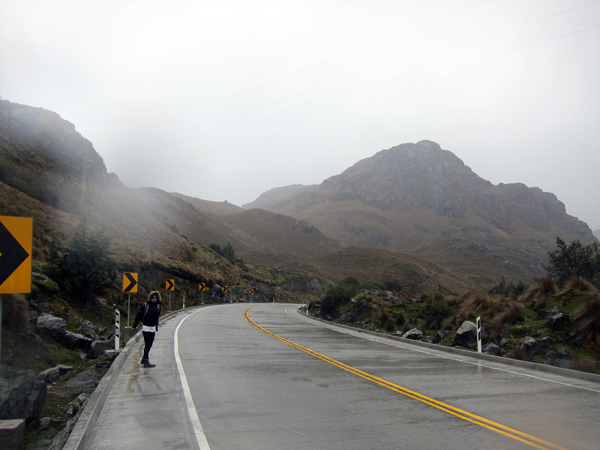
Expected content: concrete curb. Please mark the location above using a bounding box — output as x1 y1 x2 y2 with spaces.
62 306 201 450
297 308 600 384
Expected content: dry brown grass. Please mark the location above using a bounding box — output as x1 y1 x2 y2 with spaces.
525 274 558 302
573 294 600 345
490 302 525 339
1 294 29 334
564 276 598 294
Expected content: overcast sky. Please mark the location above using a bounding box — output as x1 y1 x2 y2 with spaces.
1 0 599 231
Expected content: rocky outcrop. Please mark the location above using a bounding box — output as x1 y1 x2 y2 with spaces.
0 366 47 421
403 329 424 340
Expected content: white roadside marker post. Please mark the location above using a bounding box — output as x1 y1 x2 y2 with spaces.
183 295 185 309
477 316 482 353
115 308 120 351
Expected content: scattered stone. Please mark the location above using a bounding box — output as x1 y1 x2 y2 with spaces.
557 347 569 357
38 368 60 384
87 340 115 359
95 351 118 369
36 314 67 339
58 331 93 351
361 319 370 325
0 419 25 450
431 330 446 344
483 343 501 356
57 365 73 374
77 321 98 340
537 309 551 320
547 313 570 331
0 365 47 421
403 328 424 340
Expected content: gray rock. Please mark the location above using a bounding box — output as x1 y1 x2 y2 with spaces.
36 314 66 339
483 343 501 356
87 340 115 359
557 347 569 357
453 321 477 349
537 309 551 320
38 368 60 384
403 328 424 340
57 365 73 374
432 330 446 344
57 331 93 351
361 319 370 325
521 336 553 360
0 418 25 450
0 365 47 421
37 417 51 430
77 321 98 340
547 313 570 331
552 306 560 313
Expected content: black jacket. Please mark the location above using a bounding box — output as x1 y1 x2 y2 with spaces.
133 300 162 329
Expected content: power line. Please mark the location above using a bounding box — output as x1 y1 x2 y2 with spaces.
123 1 600 149
120 20 599 152
104 0 492 142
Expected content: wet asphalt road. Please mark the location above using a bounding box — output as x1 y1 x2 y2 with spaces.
87 304 600 450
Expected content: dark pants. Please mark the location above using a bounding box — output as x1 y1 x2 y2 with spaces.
142 331 156 362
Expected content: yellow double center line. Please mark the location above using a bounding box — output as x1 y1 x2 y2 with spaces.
244 307 569 450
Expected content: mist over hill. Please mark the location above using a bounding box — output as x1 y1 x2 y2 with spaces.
1 100 481 298
2 99 594 294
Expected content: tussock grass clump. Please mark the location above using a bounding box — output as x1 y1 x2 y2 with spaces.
2 294 29 334
491 302 524 338
573 294 600 345
525 274 558 302
565 276 597 294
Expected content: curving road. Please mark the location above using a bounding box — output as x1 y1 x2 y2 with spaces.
85 304 600 450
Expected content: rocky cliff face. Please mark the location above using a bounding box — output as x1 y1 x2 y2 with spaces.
257 140 595 284
0 100 110 213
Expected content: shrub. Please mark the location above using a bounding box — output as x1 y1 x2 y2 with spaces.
545 238 600 288
320 283 357 315
47 219 117 303
488 277 529 296
422 297 452 330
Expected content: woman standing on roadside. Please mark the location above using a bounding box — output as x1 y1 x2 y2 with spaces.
133 291 162 367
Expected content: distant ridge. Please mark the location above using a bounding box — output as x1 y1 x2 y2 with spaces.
255 140 596 284
171 192 243 216
242 184 317 210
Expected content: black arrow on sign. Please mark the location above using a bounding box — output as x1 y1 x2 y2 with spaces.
0 221 29 286
166 280 174 291
124 273 137 292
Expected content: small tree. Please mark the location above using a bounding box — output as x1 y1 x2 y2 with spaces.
545 238 600 288
222 242 235 263
47 219 116 302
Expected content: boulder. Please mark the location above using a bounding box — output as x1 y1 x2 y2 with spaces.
36 314 66 339
57 331 93 351
38 368 60 384
0 419 25 450
483 343 501 356
77 321 98 340
431 330 446 344
87 340 115 359
0 365 47 421
521 336 554 360
453 321 477 349
547 313 570 331
403 328 424 340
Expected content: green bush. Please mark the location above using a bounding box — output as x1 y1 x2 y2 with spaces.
421 297 452 330
545 238 600 288
321 283 358 315
47 219 116 303
488 277 529 296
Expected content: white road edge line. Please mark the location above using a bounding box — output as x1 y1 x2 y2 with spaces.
174 309 211 450
297 311 600 394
